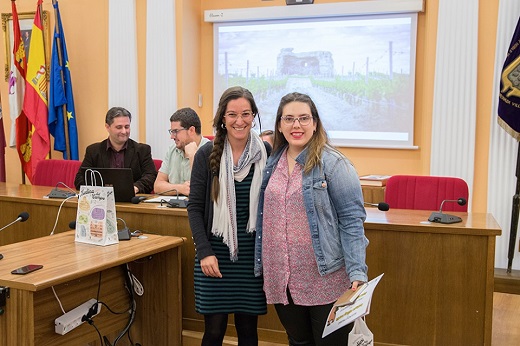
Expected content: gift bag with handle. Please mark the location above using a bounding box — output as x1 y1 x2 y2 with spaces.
75 169 119 246
347 317 373 346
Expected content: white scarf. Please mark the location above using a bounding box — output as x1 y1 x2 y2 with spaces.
211 131 267 261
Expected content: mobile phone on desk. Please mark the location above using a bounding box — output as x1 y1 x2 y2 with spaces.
11 264 43 275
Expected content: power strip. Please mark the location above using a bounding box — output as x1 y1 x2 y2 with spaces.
55 298 101 335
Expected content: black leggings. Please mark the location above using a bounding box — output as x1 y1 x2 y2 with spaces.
274 291 353 346
202 313 259 346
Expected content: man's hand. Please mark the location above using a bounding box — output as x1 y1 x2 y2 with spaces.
178 181 190 196
184 141 198 160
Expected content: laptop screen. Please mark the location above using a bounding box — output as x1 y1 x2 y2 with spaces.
80 167 135 202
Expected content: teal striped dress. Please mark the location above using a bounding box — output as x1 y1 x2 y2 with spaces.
194 168 267 315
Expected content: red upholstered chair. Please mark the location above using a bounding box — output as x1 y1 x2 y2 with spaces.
32 159 82 189
153 159 162 172
384 175 469 212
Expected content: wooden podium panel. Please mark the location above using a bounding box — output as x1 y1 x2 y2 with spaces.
0 184 501 345
0 230 184 346
361 185 386 204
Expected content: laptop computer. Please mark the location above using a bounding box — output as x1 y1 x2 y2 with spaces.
81 167 135 202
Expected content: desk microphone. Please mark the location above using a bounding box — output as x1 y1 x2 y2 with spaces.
428 197 467 224
162 189 188 208
0 212 30 260
131 188 184 204
131 196 147 204
364 202 390 211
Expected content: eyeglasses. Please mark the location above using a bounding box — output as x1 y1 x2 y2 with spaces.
281 115 313 126
168 128 187 136
225 111 254 120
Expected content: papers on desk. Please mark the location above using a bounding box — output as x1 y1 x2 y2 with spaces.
322 273 384 338
143 195 188 203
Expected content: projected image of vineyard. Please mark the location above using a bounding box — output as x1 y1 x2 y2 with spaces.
214 14 417 148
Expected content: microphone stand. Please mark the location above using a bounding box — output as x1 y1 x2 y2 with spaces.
163 189 188 208
0 212 30 260
0 218 19 260
428 199 465 224
0 217 21 259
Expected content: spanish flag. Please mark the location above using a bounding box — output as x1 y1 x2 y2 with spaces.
22 0 49 183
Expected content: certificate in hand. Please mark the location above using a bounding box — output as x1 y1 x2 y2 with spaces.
322 273 384 338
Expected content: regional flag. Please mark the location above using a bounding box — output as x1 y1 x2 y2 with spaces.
48 0 79 160
10 0 32 179
22 0 49 183
499 16 520 141
8 0 26 148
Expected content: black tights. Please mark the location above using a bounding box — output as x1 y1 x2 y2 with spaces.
202 313 259 346
274 291 353 346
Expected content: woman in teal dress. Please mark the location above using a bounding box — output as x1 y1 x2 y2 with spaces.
187 86 271 345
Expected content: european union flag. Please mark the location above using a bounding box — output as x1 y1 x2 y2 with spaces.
48 0 78 160
499 16 520 141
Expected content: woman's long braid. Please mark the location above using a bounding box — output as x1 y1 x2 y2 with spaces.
209 127 226 202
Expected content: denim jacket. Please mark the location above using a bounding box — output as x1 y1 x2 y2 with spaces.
254 144 368 283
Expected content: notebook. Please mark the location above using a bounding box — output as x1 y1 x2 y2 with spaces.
81 167 135 202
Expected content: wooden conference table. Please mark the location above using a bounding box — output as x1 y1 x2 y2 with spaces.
0 229 184 346
0 183 501 345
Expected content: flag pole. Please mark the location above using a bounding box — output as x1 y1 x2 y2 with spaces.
507 142 520 273
51 0 70 159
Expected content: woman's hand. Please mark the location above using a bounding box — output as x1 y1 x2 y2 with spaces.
200 255 222 278
351 280 364 291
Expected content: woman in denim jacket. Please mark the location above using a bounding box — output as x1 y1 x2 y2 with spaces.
255 92 368 345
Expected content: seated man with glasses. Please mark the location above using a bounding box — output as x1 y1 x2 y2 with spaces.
259 129 274 147
154 107 210 196
74 107 157 194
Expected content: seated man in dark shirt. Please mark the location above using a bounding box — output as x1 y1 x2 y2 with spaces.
74 107 157 193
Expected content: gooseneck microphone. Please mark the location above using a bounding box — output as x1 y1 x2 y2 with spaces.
428 197 467 224
364 202 390 211
0 211 30 260
0 211 30 232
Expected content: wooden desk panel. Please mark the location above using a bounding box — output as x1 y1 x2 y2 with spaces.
0 229 184 346
0 184 501 345
364 208 499 345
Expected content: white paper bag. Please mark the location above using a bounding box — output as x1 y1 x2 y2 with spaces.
347 317 373 346
75 170 118 246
